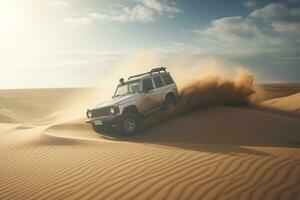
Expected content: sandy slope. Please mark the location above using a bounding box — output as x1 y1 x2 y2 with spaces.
261 92 300 115
252 83 300 102
0 86 300 200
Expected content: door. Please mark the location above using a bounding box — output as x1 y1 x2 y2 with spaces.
138 78 156 113
152 76 166 106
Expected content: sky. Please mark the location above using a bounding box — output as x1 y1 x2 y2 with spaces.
0 0 299 88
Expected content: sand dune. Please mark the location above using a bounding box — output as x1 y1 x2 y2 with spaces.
0 88 106 124
252 83 300 102
1 135 300 200
261 92 300 115
135 106 300 147
0 85 300 200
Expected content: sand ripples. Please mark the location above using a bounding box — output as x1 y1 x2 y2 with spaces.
0 138 299 200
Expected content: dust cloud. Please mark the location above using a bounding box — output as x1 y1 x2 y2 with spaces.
141 69 255 130
177 69 255 114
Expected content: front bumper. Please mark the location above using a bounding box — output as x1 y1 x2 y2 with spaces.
86 115 121 126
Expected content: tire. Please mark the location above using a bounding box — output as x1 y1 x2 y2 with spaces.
117 113 140 136
165 95 176 110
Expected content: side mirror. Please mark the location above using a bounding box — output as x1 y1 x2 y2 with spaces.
119 78 124 85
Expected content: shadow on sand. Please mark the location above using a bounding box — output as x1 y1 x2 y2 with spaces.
99 106 300 155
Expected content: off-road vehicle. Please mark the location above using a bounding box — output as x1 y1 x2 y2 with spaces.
86 67 179 135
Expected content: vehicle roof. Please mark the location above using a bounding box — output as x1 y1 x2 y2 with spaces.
128 71 169 81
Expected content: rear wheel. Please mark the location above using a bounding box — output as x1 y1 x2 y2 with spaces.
165 95 176 110
117 113 140 136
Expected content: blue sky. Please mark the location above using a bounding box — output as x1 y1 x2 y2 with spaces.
0 0 299 88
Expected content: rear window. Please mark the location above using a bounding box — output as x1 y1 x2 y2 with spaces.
153 76 164 88
161 73 174 85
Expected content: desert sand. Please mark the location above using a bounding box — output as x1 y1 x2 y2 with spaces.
261 92 300 115
0 84 300 200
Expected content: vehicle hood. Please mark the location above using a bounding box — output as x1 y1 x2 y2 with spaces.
91 94 138 109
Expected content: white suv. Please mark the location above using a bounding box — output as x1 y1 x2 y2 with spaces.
86 67 179 135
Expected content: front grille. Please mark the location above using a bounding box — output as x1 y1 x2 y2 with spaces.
91 107 110 117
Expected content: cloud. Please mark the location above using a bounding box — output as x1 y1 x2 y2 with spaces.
193 1 300 82
195 1 300 55
195 16 284 55
283 56 300 60
62 17 92 26
242 0 256 8
172 41 184 47
198 16 260 44
62 0 180 25
88 5 155 23
271 21 300 34
137 0 181 13
47 0 71 8
250 3 300 34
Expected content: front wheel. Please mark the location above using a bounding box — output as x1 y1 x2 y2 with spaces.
117 113 140 136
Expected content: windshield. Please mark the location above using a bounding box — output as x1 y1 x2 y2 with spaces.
114 80 140 97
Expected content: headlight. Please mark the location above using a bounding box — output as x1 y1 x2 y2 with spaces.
110 107 115 114
87 110 92 118
110 106 120 115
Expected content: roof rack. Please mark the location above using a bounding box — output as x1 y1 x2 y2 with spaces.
128 67 167 80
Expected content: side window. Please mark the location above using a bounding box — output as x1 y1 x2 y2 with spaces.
130 83 140 93
143 78 154 91
161 73 174 85
153 76 164 88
